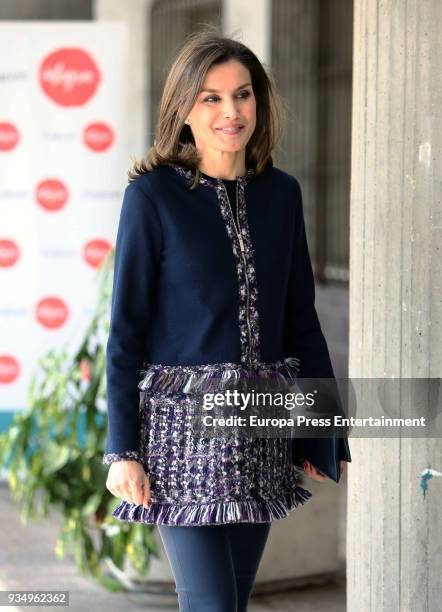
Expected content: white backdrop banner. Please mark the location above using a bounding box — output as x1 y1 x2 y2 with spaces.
0 22 129 415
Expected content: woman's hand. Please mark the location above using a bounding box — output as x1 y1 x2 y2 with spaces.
303 459 346 482
106 460 151 509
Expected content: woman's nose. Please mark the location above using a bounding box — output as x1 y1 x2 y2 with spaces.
221 98 240 119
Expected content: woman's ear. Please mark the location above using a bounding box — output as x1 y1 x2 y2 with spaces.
176 109 189 125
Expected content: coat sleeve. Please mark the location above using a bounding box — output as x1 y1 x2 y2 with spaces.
284 178 351 482
102 181 162 465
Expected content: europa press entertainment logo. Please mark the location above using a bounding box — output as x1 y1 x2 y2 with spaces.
38 48 101 106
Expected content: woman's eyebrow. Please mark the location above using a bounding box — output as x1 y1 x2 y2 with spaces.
200 82 252 93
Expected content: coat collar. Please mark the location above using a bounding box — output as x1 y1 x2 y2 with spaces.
168 163 255 189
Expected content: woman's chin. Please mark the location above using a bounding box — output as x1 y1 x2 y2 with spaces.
212 139 248 153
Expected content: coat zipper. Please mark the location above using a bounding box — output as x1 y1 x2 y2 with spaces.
221 181 253 367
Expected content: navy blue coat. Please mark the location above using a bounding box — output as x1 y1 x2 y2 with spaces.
104 161 351 482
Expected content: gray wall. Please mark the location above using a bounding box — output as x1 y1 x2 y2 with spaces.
0 0 92 20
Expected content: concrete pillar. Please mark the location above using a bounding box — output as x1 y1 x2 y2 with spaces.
348 1 442 610
222 0 271 65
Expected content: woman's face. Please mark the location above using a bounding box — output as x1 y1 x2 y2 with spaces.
185 59 256 158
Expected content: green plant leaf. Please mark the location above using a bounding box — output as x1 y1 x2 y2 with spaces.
2 248 159 592
81 492 102 518
41 442 70 475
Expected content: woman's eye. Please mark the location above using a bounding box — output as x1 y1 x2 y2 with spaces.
203 91 251 103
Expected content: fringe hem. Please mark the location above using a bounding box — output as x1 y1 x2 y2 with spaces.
137 357 301 395
110 484 312 527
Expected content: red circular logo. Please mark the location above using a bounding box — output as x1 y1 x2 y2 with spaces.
35 297 69 329
39 48 101 107
83 239 112 268
79 358 92 382
83 122 114 152
0 122 20 151
0 355 20 384
36 179 69 211
0 239 20 267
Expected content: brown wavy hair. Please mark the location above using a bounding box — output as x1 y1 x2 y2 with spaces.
128 26 285 189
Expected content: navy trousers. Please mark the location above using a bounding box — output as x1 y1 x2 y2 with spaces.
157 521 272 611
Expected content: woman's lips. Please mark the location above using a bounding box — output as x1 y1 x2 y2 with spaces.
215 126 244 135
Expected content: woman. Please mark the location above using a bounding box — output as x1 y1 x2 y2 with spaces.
103 29 351 612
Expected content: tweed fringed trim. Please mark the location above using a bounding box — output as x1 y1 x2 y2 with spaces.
102 450 141 465
110 484 312 526
137 357 301 395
